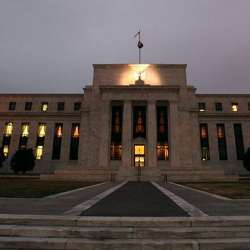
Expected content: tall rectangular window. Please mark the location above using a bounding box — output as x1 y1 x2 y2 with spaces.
133 106 146 138
69 123 80 160
110 105 123 160
35 123 46 160
25 102 32 111
217 124 228 160
2 122 13 158
19 123 29 148
52 123 63 160
200 124 210 160
156 105 169 160
234 124 244 160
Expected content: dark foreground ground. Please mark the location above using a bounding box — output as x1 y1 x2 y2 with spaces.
0 178 98 198
81 181 188 217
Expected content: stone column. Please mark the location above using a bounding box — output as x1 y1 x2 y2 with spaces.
169 101 179 168
122 101 132 168
98 100 110 168
147 100 157 168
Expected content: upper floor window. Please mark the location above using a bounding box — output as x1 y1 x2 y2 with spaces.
248 102 250 111
25 102 32 111
9 102 16 111
74 102 81 111
198 102 206 112
57 102 65 111
231 102 238 112
41 102 48 112
215 102 223 111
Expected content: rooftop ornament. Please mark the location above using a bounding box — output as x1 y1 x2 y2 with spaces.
134 30 145 85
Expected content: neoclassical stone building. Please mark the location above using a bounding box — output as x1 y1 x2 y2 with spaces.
1 64 250 181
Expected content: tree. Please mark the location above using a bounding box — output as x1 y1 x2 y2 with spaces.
0 147 6 168
11 148 36 174
243 148 250 171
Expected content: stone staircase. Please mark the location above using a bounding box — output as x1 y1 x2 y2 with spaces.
1 214 250 249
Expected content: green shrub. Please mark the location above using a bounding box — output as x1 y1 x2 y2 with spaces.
243 148 250 171
11 148 36 174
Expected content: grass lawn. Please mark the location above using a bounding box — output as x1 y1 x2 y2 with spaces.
0 178 99 198
182 180 250 199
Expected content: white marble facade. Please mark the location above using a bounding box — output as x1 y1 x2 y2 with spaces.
0 64 250 181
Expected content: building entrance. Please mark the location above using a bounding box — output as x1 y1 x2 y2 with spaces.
134 145 145 167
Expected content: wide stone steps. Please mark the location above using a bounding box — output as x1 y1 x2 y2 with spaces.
1 215 250 249
1 224 250 240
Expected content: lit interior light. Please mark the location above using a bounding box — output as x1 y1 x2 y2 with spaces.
73 125 80 138
36 146 43 159
199 108 205 112
56 126 62 138
41 103 48 112
3 145 9 157
21 124 29 137
4 122 13 136
38 124 46 137
232 103 238 112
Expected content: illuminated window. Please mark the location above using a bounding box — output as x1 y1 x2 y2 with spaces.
157 144 169 160
3 145 9 157
72 125 80 138
21 123 29 137
200 124 210 161
19 123 29 148
215 102 223 111
232 103 238 112
198 102 206 112
57 102 65 111
9 102 16 111
25 102 32 111
217 124 228 160
36 146 43 160
38 124 46 137
52 123 63 160
134 145 145 167
41 102 48 112
70 123 80 160
4 122 13 136
74 102 81 111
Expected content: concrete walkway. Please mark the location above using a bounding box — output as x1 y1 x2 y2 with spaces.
162 182 250 216
0 182 115 215
81 182 188 217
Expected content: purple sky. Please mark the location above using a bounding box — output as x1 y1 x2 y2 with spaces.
0 0 250 94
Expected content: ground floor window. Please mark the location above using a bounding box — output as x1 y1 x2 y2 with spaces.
110 143 122 160
156 144 169 160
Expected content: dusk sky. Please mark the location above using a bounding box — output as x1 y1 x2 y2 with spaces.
0 0 250 93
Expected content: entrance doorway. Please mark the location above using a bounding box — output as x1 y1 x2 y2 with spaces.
134 145 145 167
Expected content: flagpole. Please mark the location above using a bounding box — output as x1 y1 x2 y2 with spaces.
139 31 141 64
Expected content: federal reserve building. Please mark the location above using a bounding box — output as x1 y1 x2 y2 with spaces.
1 63 250 181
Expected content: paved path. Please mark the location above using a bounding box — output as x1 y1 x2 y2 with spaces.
0 182 115 215
81 182 188 217
163 182 250 216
